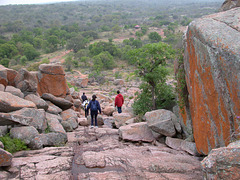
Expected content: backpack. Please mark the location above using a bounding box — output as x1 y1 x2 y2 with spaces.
82 100 89 110
91 101 98 111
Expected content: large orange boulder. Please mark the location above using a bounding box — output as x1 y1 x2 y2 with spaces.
183 8 240 155
37 64 69 97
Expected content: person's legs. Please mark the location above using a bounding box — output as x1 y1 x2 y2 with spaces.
117 106 122 113
90 113 94 127
85 109 87 118
95 113 98 127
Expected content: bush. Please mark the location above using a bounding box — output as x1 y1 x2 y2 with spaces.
132 82 175 116
0 134 29 153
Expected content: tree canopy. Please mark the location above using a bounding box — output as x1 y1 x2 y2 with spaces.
129 42 175 113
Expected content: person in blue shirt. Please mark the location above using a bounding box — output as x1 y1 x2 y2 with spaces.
87 95 101 128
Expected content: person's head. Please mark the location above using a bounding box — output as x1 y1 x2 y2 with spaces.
83 92 85 95
117 90 120 94
92 94 97 101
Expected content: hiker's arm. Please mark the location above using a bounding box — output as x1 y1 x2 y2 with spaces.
98 102 101 114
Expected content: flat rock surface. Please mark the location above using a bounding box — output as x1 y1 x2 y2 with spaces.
0 126 203 179
70 126 203 180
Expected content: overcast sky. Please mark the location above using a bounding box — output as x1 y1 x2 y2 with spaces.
0 0 78 5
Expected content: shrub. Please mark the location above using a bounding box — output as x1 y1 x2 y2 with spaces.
0 134 29 153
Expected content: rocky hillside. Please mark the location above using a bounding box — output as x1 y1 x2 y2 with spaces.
0 63 205 179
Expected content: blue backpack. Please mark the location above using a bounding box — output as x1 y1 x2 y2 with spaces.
91 101 98 111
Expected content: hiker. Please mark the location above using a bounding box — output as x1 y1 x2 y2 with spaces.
87 95 101 128
115 90 124 113
82 99 89 118
81 92 87 102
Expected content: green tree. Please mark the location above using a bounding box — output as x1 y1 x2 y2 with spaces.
47 35 59 52
135 31 143 38
22 43 40 61
64 56 74 71
148 32 162 43
128 42 175 112
89 41 120 57
112 24 121 33
93 51 114 71
81 31 98 39
0 43 18 59
80 56 91 67
132 39 143 48
0 57 10 67
66 34 88 53
74 49 89 60
141 26 148 35
20 55 27 65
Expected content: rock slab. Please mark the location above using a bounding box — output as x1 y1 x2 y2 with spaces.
183 7 240 155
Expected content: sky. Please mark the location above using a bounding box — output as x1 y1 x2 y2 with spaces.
0 0 79 5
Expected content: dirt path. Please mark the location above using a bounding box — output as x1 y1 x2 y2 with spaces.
49 50 72 64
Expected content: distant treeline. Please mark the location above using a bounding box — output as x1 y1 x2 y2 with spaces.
0 0 221 33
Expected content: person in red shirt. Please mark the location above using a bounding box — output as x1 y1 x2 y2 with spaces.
115 90 124 113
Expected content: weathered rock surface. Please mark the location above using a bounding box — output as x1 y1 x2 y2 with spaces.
0 65 18 86
166 137 199 156
78 117 88 126
113 79 125 86
37 64 69 97
5 86 24 98
0 126 8 136
14 68 38 94
61 121 73 132
96 93 113 103
67 117 78 130
0 148 12 167
102 106 115 116
0 91 36 112
10 126 39 147
39 132 68 147
220 0 240 11
0 84 4 91
113 112 132 128
61 109 78 121
166 137 183 151
70 126 203 179
46 112 66 134
42 93 73 110
69 87 80 99
25 94 49 111
4 147 73 179
46 101 62 115
183 7 240 155
0 113 32 126
10 108 47 133
201 140 240 180
119 122 155 142
0 124 203 179
145 109 177 137
0 67 7 86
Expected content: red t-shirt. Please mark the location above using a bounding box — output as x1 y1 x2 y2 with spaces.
115 94 124 107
